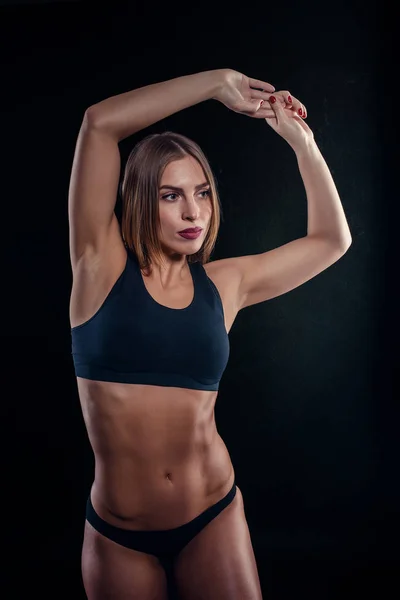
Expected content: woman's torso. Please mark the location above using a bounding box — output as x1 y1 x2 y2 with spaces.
70 245 242 530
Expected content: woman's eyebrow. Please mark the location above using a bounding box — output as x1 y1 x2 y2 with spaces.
159 182 209 192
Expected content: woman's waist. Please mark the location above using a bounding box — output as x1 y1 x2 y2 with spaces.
89 433 234 530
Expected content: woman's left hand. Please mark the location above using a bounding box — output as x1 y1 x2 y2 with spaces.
215 68 307 118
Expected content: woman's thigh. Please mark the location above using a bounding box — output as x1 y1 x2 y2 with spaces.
173 486 262 600
81 520 168 600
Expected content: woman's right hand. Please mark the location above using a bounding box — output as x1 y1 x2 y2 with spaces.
214 68 276 117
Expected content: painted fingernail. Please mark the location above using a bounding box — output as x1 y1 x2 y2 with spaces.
288 95 292 103
269 96 276 104
298 108 303 115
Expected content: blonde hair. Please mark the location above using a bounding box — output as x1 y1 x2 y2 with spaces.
121 131 223 276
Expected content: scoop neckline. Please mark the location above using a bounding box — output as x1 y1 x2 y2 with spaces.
137 258 196 311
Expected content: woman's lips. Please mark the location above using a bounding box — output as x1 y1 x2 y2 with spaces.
178 230 202 240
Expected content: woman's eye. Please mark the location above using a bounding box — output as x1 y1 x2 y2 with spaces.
162 189 210 202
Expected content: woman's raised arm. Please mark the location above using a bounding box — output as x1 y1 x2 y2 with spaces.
86 69 225 142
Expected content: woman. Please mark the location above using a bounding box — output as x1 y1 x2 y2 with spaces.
69 68 351 599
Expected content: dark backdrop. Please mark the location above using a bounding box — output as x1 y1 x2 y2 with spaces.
2 0 397 598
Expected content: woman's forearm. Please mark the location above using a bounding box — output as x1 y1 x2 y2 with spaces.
86 69 225 141
296 141 352 247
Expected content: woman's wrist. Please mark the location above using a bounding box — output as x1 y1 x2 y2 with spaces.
293 137 320 159
209 68 230 101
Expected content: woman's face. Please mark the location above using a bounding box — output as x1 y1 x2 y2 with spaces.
158 156 212 258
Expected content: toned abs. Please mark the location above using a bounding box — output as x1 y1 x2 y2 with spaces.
78 377 235 531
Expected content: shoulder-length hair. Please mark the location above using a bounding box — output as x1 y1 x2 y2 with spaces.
121 131 223 276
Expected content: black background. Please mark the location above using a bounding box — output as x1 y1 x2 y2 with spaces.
2 0 398 598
